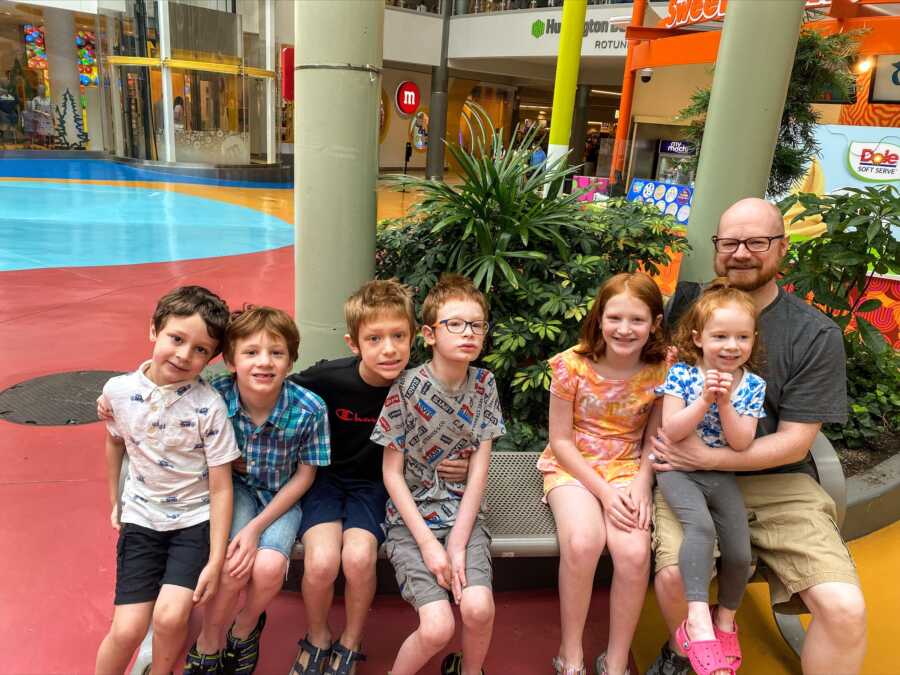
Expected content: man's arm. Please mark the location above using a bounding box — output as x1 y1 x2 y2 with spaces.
652 419 821 472
382 447 452 589
105 431 126 530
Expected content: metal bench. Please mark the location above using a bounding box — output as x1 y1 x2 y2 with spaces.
128 433 843 671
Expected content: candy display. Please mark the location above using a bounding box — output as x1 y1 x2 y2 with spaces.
76 30 98 87
24 24 47 70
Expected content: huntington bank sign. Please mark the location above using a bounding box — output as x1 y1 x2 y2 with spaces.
531 16 625 50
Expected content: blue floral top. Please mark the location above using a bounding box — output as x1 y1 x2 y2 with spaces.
657 362 767 447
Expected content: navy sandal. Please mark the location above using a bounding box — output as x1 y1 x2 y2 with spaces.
222 611 266 675
324 642 367 675
290 636 333 675
441 652 484 675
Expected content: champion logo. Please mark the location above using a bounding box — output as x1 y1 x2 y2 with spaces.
335 408 377 423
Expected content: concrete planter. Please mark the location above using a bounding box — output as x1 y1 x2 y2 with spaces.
844 452 900 541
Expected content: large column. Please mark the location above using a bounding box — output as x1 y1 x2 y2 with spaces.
294 1 383 367
678 0 805 282
43 7 80 145
156 0 175 162
569 83 590 173
425 0 452 180
264 0 276 164
609 0 646 185
545 0 587 182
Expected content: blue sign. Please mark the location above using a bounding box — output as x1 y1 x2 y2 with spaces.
658 140 694 155
627 178 694 225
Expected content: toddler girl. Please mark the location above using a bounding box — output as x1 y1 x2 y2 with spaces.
656 280 766 675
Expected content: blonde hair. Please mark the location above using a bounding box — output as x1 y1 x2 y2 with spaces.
421 273 489 328
672 278 763 372
224 305 300 363
345 279 417 344
575 272 668 364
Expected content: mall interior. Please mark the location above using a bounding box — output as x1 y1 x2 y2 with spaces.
1 0 899 674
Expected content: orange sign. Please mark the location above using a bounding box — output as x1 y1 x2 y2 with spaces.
661 0 830 28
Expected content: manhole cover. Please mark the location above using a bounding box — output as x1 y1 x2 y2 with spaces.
0 371 125 426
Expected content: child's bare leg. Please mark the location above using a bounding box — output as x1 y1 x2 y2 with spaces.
339 528 379 649
232 550 288 636
603 510 650 675
149 585 195 674
460 586 495 675
390 600 455 675
95 602 154 675
195 567 248 653
300 522 342 650
548 485 607 668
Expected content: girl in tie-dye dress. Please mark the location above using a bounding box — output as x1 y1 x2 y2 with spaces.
539 272 668 675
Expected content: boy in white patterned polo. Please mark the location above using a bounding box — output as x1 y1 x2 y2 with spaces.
95 286 240 675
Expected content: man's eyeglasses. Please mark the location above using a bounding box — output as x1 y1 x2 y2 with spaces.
711 235 785 254
433 319 491 335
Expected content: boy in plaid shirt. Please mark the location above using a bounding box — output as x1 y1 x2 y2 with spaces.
193 306 330 673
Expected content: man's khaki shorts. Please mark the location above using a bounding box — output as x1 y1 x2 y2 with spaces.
384 522 493 609
653 472 860 610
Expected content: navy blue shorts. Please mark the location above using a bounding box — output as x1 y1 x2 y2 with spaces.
298 472 388 544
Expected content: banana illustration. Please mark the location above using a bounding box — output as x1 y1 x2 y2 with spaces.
783 157 826 239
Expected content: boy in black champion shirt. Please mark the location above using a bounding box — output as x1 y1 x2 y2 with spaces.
288 280 469 674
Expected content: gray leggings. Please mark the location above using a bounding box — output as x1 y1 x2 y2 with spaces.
656 470 752 609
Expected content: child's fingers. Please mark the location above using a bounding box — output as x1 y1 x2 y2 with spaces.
226 538 239 559
452 569 463 604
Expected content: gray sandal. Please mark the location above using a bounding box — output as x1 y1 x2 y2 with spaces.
595 652 631 675
552 656 587 675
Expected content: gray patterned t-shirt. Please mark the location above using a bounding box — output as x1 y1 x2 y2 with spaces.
371 363 506 529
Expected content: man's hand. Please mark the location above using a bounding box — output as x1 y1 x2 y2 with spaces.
446 539 468 604
225 524 260 578
651 430 716 472
436 454 470 483
599 484 639 532
193 562 221 606
97 395 113 420
110 503 120 530
421 538 452 591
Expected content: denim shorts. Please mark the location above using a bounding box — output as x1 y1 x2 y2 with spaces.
230 477 303 560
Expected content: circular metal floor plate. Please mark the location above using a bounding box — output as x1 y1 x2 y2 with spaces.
0 371 124 426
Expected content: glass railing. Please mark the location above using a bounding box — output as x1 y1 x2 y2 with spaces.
385 0 632 17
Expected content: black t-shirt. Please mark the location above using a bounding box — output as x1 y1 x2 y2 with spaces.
289 357 391 482
666 282 848 476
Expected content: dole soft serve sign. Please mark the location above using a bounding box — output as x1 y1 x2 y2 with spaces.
848 141 900 181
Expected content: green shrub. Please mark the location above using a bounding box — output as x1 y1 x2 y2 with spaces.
780 184 900 450
376 117 689 448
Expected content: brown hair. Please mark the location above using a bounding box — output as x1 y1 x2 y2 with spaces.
575 272 667 364
344 279 417 345
421 273 489 328
223 305 300 364
672 278 763 372
152 286 230 357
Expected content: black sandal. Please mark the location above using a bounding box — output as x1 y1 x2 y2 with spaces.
440 652 484 675
222 611 266 675
290 636 333 675
324 642 367 675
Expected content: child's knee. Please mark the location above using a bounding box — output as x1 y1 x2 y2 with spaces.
460 590 494 628
109 616 149 649
151 601 190 636
304 546 341 585
341 541 377 580
253 550 288 587
561 528 605 563
417 605 455 649
616 539 651 574
220 566 251 593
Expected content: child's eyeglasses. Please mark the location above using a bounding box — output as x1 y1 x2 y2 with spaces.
433 319 491 335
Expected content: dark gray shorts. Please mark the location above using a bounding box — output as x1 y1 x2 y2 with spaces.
384 522 493 609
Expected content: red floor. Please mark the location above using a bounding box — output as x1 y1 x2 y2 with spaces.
0 247 630 674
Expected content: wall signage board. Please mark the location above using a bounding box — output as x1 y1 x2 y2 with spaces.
871 54 900 104
661 0 830 29
395 81 421 116
626 178 694 225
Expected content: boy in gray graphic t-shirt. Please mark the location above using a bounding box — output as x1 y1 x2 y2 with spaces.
372 274 505 675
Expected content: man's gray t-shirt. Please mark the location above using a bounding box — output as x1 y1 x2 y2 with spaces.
371 363 506 529
666 283 848 476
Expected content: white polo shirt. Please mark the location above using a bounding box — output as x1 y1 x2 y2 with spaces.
104 361 241 531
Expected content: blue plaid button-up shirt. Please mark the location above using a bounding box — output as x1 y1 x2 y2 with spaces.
209 373 331 492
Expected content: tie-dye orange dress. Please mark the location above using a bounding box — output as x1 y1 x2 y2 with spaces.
537 346 667 496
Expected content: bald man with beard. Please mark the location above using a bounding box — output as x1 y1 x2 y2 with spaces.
646 198 866 675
